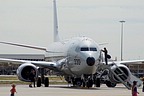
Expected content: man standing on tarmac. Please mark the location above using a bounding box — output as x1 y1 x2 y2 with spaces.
29 69 36 87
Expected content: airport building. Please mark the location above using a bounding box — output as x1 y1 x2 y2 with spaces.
127 64 144 77
0 54 44 75
0 54 144 77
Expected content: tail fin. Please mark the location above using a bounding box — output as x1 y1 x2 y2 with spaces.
53 0 60 42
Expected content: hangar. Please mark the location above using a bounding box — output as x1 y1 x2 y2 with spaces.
0 54 144 77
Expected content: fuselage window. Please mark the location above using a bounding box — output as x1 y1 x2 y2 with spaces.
90 47 97 51
81 47 89 51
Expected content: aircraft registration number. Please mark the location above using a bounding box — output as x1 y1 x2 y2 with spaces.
74 59 81 65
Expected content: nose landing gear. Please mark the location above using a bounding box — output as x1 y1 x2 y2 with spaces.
70 75 94 88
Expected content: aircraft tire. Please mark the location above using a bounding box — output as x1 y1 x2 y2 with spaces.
44 77 49 87
86 79 93 88
89 79 93 87
106 81 116 87
76 78 82 87
95 78 100 87
82 80 85 87
37 77 41 87
86 81 90 88
76 81 82 87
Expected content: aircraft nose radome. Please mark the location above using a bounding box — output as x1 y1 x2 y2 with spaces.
86 57 95 66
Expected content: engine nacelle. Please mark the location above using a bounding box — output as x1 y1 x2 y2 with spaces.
17 63 38 82
108 63 131 83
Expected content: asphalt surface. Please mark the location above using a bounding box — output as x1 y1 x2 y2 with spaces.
1 84 144 96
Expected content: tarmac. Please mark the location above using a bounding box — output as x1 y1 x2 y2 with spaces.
1 84 144 96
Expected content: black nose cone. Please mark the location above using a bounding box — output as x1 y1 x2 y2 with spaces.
86 57 95 66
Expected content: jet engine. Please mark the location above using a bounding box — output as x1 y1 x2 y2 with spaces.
108 63 130 83
16 63 38 82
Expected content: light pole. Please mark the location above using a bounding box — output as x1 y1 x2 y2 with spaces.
120 20 125 61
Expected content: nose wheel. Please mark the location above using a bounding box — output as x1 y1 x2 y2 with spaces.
72 78 82 87
71 77 93 88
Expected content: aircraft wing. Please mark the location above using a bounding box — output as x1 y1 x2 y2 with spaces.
113 59 144 65
0 41 47 51
0 58 57 68
0 41 64 54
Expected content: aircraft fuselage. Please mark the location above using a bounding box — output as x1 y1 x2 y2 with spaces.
45 36 101 76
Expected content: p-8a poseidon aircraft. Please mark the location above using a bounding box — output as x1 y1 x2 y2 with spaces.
0 0 143 89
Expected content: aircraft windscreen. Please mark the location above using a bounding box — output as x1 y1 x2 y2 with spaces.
81 47 89 51
90 47 97 51
80 47 97 51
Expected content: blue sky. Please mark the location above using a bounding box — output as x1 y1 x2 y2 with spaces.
0 0 144 60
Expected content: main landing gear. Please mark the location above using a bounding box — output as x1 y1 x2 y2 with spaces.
70 76 95 88
37 77 49 87
37 68 49 87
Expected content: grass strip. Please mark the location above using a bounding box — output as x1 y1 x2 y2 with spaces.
0 75 67 85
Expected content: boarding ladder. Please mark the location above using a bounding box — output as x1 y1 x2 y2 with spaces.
97 63 131 90
106 63 131 90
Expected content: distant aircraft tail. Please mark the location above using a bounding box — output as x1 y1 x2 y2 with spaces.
0 0 61 52
53 0 60 42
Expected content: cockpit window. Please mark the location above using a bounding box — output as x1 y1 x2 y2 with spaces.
81 47 89 51
90 47 97 51
80 47 97 51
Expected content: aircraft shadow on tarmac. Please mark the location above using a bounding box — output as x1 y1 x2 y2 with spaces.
47 85 127 90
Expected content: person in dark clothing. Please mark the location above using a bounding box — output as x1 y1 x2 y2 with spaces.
141 78 144 92
142 81 144 92
101 47 108 65
29 69 36 87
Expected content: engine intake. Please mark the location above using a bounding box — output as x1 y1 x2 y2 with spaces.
17 63 38 82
